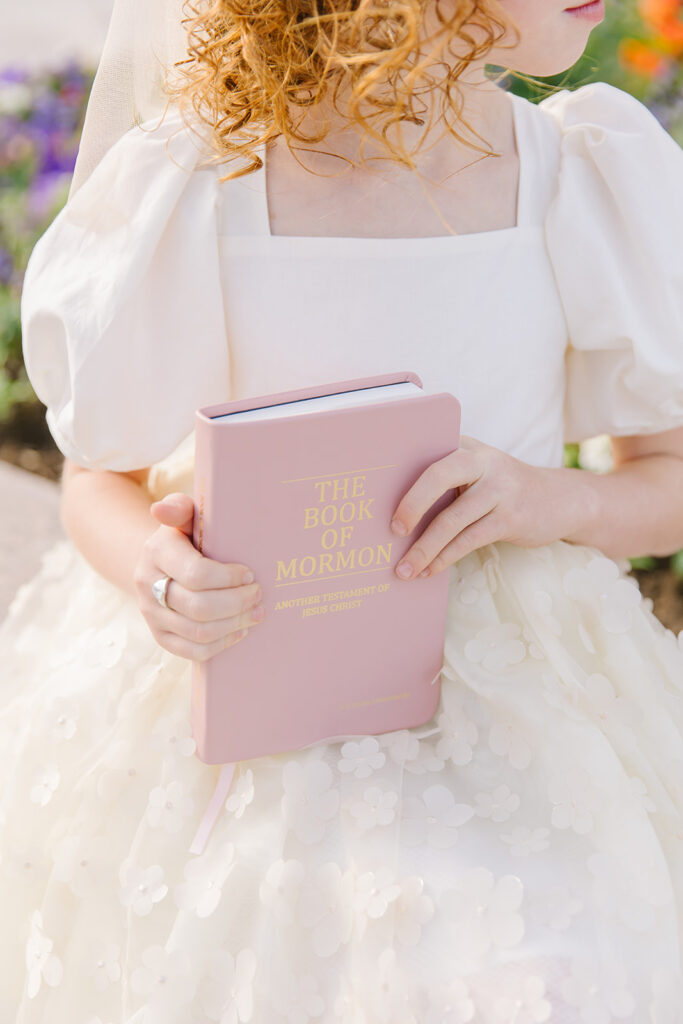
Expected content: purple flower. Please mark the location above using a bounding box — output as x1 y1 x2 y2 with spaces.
0 246 12 285
26 171 70 222
0 68 30 85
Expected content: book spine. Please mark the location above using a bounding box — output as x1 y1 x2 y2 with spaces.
190 413 214 756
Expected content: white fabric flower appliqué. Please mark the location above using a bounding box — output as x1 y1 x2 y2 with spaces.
380 728 421 766
474 784 520 822
96 738 146 804
337 737 386 778
547 766 600 835
145 780 195 834
348 785 398 832
51 833 109 899
267 966 326 1022
199 946 257 1023
492 973 551 1024
385 874 434 948
401 783 474 848
530 884 583 933
225 768 255 818
499 825 551 857
81 618 128 669
150 714 197 760
442 867 525 960
41 695 79 743
454 567 489 605
25 909 63 999
435 705 479 766
118 861 168 916
464 623 527 672
562 557 642 634
366 947 418 1024
488 721 532 770
582 673 636 746
353 865 402 935
281 760 340 845
531 590 562 636
130 945 196 1012
173 840 236 918
88 940 122 992
297 860 355 957
425 976 475 1023
259 858 305 925
29 762 60 807
560 959 635 1022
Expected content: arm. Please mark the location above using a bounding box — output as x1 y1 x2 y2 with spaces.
60 459 157 598
388 425 683 581
59 457 265 659
560 425 683 560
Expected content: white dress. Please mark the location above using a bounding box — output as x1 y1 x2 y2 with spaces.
3 82 683 1023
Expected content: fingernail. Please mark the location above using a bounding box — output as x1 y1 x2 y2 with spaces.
243 570 254 584
397 561 413 579
391 518 407 536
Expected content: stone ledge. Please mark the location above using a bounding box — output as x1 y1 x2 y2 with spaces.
0 459 65 620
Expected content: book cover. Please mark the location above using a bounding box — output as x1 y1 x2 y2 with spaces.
191 369 461 764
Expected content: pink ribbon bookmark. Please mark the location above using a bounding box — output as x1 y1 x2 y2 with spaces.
189 761 237 856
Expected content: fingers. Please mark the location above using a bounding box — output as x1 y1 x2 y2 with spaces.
162 577 263 623
137 497 267 662
137 569 265 662
148 527 253 591
150 494 195 536
390 448 482 539
394 483 497 580
426 511 502 573
155 624 251 662
156 597 265 646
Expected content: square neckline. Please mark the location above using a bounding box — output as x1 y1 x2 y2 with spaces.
259 88 530 243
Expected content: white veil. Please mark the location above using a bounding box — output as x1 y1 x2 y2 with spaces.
68 0 190 199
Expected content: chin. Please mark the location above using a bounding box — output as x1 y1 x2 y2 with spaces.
506 48 588 78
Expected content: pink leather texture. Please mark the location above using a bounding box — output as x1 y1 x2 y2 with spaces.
191 370 461 764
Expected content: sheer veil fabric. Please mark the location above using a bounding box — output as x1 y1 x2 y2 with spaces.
68 0 188 199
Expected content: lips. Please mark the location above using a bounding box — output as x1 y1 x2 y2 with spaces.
564 0 605 17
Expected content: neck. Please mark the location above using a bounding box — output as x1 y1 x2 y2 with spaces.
282 56 512 179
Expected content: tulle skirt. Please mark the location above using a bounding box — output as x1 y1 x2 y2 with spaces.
1 526 683 1023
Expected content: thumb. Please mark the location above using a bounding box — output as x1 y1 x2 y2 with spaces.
150 493 195 535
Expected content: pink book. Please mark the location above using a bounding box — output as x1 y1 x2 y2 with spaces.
191 369 461 765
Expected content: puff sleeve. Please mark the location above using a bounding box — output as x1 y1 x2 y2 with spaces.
541 82 683 443
20 108 231 471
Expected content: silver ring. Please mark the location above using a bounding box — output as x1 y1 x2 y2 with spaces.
151 575 172 609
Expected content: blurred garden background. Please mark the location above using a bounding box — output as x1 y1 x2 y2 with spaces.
0 0 682 628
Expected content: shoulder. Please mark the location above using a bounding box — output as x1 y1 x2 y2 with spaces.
535 80 682 232
536 80 678 151
536 87 683 443
61 105 220 233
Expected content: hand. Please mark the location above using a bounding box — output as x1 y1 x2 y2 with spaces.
389 436 580 580
134 492 265 661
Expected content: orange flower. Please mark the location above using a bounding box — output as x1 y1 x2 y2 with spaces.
638 0 683 49
618 37 672 77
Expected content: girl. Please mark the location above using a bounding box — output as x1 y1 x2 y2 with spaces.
2 0 683 1018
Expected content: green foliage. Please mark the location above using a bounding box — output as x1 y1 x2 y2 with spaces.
629 555 659 572
671 549 683 579
0 63 93 423
563 443 581 470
